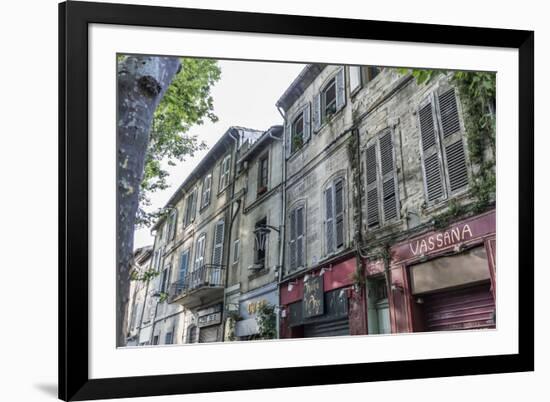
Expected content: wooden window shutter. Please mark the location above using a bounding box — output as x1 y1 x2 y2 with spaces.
349 66 361 93
212 220 225 267
285 121 292 159
335 67 346 110
191 188 197 221
334 179 344 248
296 206 305 268
365 144 380 227
437 88 469 194
379 130 398 221
313 93 321 132
179 250 189 281
438 88 461 137
419 100 445 202
325 187 335 254
303 103 311 142
289 209 297 269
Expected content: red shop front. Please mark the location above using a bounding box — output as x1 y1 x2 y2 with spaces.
279 255 368 339
384 210 496 333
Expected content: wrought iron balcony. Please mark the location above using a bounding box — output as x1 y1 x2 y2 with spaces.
168 264 225 308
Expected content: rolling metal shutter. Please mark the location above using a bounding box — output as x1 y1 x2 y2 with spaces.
423 283 495 332
303 318 350 338
198 325 219 343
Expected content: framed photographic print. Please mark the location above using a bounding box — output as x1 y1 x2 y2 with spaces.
59 1 534 400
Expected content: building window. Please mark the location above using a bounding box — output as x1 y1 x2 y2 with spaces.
201 173 212 209
164 331 173 345
183 187 197 227
349 66 382 95
194 233 206 270
286 104 311 157
324 178 345 255
152 335 159 345
312 67 345 131
219 154 231 191
233 239 240 264
159 263 171 294
167 209 177 241
289 205 305 270
178 249 190 289
365 129 400 229
418 88 468 204
254 218 267 268
258 154 269 195
212 220 225 267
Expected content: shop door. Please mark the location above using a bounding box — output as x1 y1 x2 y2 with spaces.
375 299 391 334
422 283 495 332
303 318 350 338
198 325 219 343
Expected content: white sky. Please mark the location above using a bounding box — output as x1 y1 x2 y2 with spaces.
133 59 306 249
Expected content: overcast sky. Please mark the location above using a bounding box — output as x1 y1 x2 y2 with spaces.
133 59 306 249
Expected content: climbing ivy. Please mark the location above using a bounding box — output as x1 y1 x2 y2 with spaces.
256 303 277 340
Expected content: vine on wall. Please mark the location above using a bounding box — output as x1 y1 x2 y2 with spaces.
256 303 277 339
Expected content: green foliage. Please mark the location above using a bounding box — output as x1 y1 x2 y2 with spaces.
130 268 160 282
256 303 277 340
136 58 222 227
432 198 466 229
158 291 169 303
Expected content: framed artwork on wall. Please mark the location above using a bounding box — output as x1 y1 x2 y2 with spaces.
59 1 533 400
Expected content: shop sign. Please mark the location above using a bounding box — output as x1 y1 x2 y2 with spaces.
239 286 278 320
198 312 222 328
303 276 324 318
392 211 495 263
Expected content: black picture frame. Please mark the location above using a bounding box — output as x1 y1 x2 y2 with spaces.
59 1 534 400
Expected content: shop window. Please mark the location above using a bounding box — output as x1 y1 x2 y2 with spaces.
418 87 469 204
152 335 159 345
164 331 173 345
257 154 269 195
365 128 400 229
289 205 305 270
187 325 198 343
324 178 345 255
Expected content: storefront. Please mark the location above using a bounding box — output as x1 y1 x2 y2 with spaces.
386 210 496 333
234 283 278 340
279 255 367 338
197 303 223 343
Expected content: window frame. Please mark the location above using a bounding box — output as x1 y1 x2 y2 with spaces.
194 232 207 270
254 217 268 267
200 172 212 210
219 154 232 192
257 153 269 195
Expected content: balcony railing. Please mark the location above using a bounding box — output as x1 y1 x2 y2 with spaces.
168 264 225 304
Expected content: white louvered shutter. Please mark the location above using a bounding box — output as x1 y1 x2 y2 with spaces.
191 188 197 221
212 220 224 266
285 121 292 159
334 179 344 248
335 67 345 110
296 206 304 268
379 130 398 221
313 93 321 132
289 209 297 269
303 103 311 142
365 144 380 228
438 88 469 193
349 66 361 93
325 187 334 254
419 99 445 203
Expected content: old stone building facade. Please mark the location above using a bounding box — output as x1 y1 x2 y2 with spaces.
128 63 496 345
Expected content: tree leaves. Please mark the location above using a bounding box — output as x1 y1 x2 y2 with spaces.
137 58 221 228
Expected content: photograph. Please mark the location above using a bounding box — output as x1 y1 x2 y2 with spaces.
117 56 497 347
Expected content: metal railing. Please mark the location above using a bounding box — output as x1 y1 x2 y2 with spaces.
168 264 225 301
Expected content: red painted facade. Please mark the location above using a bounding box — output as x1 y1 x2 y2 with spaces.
383 210 497 333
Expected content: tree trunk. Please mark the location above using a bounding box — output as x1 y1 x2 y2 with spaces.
117 56 180 347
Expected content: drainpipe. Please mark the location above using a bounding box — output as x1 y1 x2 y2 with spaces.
276 106 287 339
220 128 241 341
